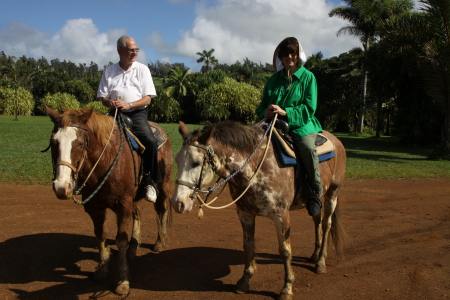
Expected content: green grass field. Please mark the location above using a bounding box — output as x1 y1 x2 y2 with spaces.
1 115 449 185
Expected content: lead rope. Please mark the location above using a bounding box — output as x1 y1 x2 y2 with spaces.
73 108 124 205
196 114 278 217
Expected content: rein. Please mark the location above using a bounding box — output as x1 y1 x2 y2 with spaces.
179 115 278 217
73 109 126 205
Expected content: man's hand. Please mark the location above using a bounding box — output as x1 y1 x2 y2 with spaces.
110 98 131 110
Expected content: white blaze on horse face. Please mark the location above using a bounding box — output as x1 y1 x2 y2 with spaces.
171 145 206 214
53 127 78 198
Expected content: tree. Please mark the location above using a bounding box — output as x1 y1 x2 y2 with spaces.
0 86 34 116
196 49 218 73
378 0 450 159
164 66 194 100
329 0 414 133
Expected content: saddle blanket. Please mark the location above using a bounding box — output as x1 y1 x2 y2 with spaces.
272 133 335 167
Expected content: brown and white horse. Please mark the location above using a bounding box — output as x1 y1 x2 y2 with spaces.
171 120 346 300
45 107 173 295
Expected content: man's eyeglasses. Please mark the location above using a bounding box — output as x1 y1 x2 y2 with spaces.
127 48 140 53
280 49 298 57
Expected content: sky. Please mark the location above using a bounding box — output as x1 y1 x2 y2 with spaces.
0 0 421 72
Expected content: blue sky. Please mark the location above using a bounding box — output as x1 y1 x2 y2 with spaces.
0 0 420 72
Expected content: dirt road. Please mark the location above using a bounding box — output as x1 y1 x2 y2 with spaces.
0 178 449 299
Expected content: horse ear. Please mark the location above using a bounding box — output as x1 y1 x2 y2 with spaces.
79 108 94 125
198 126 216 145
45 106 61 124
179 121 190 137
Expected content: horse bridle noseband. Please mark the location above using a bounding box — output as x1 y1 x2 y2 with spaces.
175 142 219 200
45 124 89 185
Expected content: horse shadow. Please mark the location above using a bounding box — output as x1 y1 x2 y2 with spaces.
0 233 304 299
0 233 312 300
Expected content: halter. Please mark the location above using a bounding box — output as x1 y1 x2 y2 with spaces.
44 109 127 205
175 142 218 200
52 124 89 183
175 115 278 217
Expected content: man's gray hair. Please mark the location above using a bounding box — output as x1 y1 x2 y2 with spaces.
117 35 134 48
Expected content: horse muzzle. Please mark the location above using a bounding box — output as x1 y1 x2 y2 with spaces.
52 179 74 200
171 186 194 214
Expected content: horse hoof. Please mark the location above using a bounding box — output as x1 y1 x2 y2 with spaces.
235 278 249 294
314 263 327 274
115 280 130 295
278 293 293 300
151 241 164 253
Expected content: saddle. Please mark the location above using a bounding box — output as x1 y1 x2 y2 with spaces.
120 115 168 154
264 118 335 167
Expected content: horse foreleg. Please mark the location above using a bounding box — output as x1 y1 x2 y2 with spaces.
85 207 110 281
236 210 256 294
314 195 337 274
271 211 294 300
114 202 133 295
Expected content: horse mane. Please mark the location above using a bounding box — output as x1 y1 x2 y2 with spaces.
60 108 115 146
187 120 263 154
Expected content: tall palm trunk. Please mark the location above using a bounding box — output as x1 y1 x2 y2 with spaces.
358 38 369 133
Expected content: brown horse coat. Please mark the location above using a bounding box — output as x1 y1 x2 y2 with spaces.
46 107 172 295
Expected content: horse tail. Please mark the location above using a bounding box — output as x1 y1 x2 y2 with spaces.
331 194 346 258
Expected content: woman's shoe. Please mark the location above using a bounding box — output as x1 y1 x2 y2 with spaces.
306 195 322 216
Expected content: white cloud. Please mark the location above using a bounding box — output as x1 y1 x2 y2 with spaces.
0 18 149 68
147 0 362 67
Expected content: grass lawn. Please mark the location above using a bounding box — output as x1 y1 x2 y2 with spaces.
1 115 448 185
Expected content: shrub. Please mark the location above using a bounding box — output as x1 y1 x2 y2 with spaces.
196 77 261 123
83 100 109 114
0 87 35 116
38 92 80 113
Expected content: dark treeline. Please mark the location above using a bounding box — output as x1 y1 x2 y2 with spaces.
0 0 449 159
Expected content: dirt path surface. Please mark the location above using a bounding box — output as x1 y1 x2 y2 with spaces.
0 178 449 300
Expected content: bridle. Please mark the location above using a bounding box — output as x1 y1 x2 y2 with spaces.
43 109 127 205
175 142 219 200
47 124 89 185
175 115 278 217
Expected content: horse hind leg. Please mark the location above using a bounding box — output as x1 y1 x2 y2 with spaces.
270 211 295 300
151 182 172 253
236 210 256 294
309 211 323 264
127 201 142 260
314 193 339 274
115 202 133 295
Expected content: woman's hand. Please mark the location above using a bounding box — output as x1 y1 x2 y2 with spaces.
265 104 286 118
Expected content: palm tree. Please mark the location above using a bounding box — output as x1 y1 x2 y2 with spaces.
196 49 219 73
164 66 194 100
378 0 450 158
329 0 413 133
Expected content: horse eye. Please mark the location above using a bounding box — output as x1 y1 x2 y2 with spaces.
193 161 201 168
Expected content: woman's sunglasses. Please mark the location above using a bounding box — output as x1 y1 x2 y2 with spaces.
280 49 298 57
